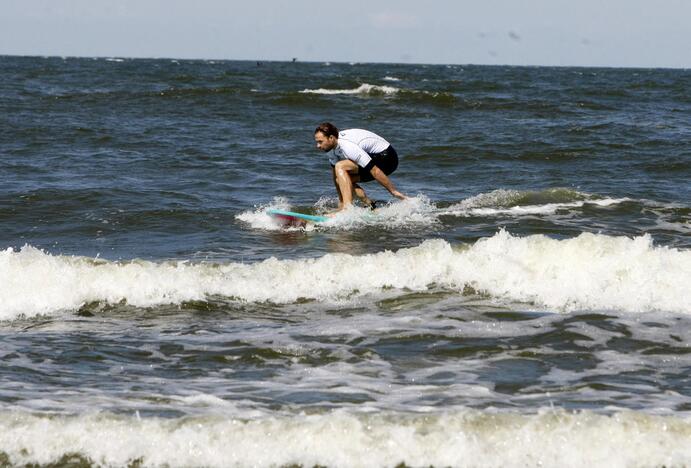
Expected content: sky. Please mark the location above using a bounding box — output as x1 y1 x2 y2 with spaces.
1 0 690 68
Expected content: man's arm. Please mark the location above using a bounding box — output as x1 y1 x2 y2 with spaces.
369 166 406 200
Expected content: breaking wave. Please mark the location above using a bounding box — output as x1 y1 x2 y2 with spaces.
1 409 690 468
300 83 400 95
440 188 631 216
2 230 689 319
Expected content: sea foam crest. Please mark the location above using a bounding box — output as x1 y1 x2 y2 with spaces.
300 83 400 95
1 409 690 467
1 231 689 319
442 188 631 216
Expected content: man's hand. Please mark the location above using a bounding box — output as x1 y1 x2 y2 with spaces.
370 166 407 201
391 190 407 200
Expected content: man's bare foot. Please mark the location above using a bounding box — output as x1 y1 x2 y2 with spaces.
325 204 355 216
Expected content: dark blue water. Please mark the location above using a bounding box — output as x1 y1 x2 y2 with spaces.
0 56 690 467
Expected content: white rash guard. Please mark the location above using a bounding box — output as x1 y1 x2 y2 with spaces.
328 129 391 168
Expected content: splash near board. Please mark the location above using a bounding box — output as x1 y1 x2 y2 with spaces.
267 209 328 227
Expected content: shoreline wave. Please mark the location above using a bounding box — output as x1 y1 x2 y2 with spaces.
1 409 690 467
2 230 689 320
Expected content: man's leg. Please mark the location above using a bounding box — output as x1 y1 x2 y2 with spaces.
353 184 375 208
331 167 344 208
334 160 361 208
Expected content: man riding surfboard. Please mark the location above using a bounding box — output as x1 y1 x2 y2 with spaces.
314 122 407 211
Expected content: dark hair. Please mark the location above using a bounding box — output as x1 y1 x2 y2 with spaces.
314 122 339 137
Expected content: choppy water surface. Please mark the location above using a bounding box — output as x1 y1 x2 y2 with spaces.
0 56 690 467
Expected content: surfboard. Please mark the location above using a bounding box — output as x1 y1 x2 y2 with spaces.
267 209 328 227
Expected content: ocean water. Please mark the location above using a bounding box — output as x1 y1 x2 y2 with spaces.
1 55 690 467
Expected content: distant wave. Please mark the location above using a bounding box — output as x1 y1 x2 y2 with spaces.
300 83 400 95
296 83 457 107
44 85 243 101
2 230 689 319
48 82 457 105
1 409 690 467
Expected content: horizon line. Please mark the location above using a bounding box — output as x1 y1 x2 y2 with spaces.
1 53 689 71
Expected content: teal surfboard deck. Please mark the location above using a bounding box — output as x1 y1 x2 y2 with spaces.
268 209 328 225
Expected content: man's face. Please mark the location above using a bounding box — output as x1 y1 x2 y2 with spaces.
315 132 336 152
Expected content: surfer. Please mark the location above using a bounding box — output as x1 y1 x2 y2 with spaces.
314 122 406 211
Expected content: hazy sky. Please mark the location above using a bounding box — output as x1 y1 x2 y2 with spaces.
1 0 689 67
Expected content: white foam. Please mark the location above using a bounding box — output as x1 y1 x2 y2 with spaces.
1 409 690 467
455 200 623 216
441 189 631 217
1 230 689 319
383 76 401 81
652 219 691 234
300 83 400 95
236 195 436 231
234 197 319 232
458 230 690 313
321 196 437 230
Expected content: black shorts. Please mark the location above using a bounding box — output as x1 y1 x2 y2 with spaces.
358 145 399 183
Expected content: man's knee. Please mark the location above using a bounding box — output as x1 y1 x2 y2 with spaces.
335 160 357 174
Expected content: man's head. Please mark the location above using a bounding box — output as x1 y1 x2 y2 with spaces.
314 122 339 152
